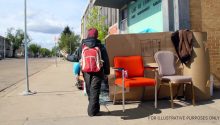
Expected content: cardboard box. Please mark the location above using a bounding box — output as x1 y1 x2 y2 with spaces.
105 32 210 101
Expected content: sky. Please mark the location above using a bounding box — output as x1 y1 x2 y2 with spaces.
0 0 88 50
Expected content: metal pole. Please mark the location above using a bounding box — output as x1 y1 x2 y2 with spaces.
70 41 71 54
4 38 5 58
22 0 35 95
57 37 60 61
24 0 30 94
58 49 60 61
55 41 57 67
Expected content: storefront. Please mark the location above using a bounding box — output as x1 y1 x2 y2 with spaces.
94 0 190 34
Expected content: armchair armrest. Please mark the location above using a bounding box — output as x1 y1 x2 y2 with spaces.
144 64 159 81
112 67 127 79
144 66 158 70
112 67 124 71
144 63 158 71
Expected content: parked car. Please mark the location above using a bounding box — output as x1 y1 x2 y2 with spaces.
0 54 2 60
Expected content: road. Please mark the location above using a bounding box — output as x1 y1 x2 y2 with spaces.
0 58 57 91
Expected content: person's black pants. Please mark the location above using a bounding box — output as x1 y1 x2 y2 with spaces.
83 71 104 116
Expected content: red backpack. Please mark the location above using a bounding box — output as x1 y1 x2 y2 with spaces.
80 44 103 72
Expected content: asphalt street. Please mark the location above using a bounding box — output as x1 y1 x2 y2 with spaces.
0 58 57 91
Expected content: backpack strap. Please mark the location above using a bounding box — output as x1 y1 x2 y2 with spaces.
94 47 104 64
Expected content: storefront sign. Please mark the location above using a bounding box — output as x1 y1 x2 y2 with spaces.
130 0 161 20
128 0 163 33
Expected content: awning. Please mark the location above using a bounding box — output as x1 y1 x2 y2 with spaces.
93 0 134 9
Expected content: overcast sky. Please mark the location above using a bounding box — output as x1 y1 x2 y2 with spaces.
0 0 88 49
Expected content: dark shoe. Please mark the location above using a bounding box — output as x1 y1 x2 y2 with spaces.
88 111 104 117
88 113 99 117
96 111 111 116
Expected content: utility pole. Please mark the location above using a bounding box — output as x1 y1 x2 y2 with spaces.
4 38 5 58
58 49 60 61
56 37 60 61
55 41 57 67
70 41 72 54
54 36 57 67
22 0 35 95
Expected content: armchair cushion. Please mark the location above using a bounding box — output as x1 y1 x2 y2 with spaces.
114 56 144 78
115 77 155 88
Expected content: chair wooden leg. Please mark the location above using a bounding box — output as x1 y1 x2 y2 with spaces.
183 84 186 100
169 82 174 108
174 84 181 99
191 82 195 106
113 84 117 105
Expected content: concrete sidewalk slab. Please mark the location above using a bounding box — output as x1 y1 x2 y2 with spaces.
0 60 220 125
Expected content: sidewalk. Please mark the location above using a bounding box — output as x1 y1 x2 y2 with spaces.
0 60 220 125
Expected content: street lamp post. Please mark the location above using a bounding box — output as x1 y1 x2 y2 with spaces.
54 36 58 67
4 38 5 58
58 49 60 61
55 41 57 67
22 0 35 95
70 41 71 54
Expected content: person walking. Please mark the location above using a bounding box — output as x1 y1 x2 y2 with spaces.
61 28 110 116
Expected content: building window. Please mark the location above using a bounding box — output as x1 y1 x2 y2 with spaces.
120 8 128 33
121 8 128 20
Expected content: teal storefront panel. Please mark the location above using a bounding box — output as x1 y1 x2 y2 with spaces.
128 0 163 33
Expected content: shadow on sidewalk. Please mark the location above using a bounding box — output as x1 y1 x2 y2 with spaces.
195 90 220 105
154 98 195 109
36 90 79 95
213 89 220 99
153 89 220 109
101 103 161 120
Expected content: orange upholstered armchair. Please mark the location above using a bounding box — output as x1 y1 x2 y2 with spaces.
113 56 157 112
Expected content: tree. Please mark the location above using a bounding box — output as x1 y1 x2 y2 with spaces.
6 28 30 57
62 26 71 35
86 6 108 43
51 46 59 57
39 48 51 57
58 26 80 54
29 43 41 57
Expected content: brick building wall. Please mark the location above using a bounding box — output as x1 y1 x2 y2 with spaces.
190 0 220 86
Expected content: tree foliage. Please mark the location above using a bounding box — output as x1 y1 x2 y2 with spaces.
62 26 71 35
86 6 108 43
58 26 80 54
29 43 41 57
6 28 30 57
29 44 52 57
39 48 51 57
51 46 59 56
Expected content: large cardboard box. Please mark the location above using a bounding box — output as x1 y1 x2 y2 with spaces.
105 32 210 101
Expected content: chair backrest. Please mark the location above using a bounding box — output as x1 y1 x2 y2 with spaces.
114 56 144 78
154 51 175 76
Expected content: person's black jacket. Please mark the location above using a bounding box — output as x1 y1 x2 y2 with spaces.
67 38 110 75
